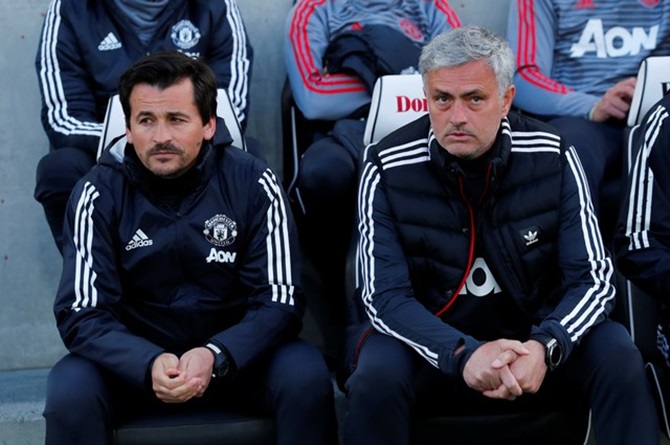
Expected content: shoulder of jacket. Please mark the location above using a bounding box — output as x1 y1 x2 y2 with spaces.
189 0 231 18
507 113 564 146
89 159 125 185
69 164 124 214
507 111 557 134
57 0 82 9
368 115 430 155
56 0 96 18
216 147 269 181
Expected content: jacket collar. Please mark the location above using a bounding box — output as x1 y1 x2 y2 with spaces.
429 116 512 187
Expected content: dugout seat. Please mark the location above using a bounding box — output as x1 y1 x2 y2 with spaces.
343 73 429 309
112 411 275 445
96 88 247 160
618 55 670 440
626 56 670 129
617 273 670 440
344 74 592 445
623 56 670 176
362 73 426 147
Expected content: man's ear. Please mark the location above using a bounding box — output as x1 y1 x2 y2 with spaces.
502 84 516 116
204 116 216 140
126 124 133 144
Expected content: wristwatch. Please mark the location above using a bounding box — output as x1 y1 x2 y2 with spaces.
205 342 232 379
544 338 563 371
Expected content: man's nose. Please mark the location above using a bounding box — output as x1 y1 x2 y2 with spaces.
153 122 172 144
450 101 467 124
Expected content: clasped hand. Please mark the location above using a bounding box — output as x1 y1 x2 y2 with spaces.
462 339 547 401
151 347 215 403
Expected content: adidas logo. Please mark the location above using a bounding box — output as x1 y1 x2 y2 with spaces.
125 229 153 251
98 32 122 51
523 230 538 246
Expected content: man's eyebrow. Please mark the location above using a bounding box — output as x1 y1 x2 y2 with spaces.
135 110 189 118
429 87 451 97
434 87 487 97
166 111 190 118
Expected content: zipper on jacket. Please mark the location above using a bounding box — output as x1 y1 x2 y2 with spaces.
434 164 491 317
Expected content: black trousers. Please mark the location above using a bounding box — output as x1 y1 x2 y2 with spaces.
343 320 659 445
44 339 338 445
34 147 96 253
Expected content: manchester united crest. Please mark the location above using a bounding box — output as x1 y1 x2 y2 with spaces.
171 20 201 50
203 214 238 247
399 19 423 41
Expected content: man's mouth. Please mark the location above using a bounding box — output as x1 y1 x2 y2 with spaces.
149 144 181 156
448 131 471 140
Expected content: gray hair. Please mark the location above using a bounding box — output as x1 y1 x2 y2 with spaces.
419 26 514 98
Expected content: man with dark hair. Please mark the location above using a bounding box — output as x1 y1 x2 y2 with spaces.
43 51 337 445
342 26 659 445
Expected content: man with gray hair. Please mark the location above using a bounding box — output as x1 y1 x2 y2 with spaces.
341 26 658 445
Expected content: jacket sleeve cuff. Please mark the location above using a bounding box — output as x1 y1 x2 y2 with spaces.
439 336 483 377
530 322 573 363
205 339 238 376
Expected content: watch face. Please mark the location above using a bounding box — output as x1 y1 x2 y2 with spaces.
546 339 563 370
216 361 229 377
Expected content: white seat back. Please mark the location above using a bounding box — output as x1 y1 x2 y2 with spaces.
363 74 427 146
96 88 246 160
627 56 670 127
623 56 670 173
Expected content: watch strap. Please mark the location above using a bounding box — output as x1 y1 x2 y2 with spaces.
205 342 235 379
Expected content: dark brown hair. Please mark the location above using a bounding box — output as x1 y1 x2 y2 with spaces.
118 51 218 127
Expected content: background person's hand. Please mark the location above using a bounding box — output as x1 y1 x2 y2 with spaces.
589 77 636 122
